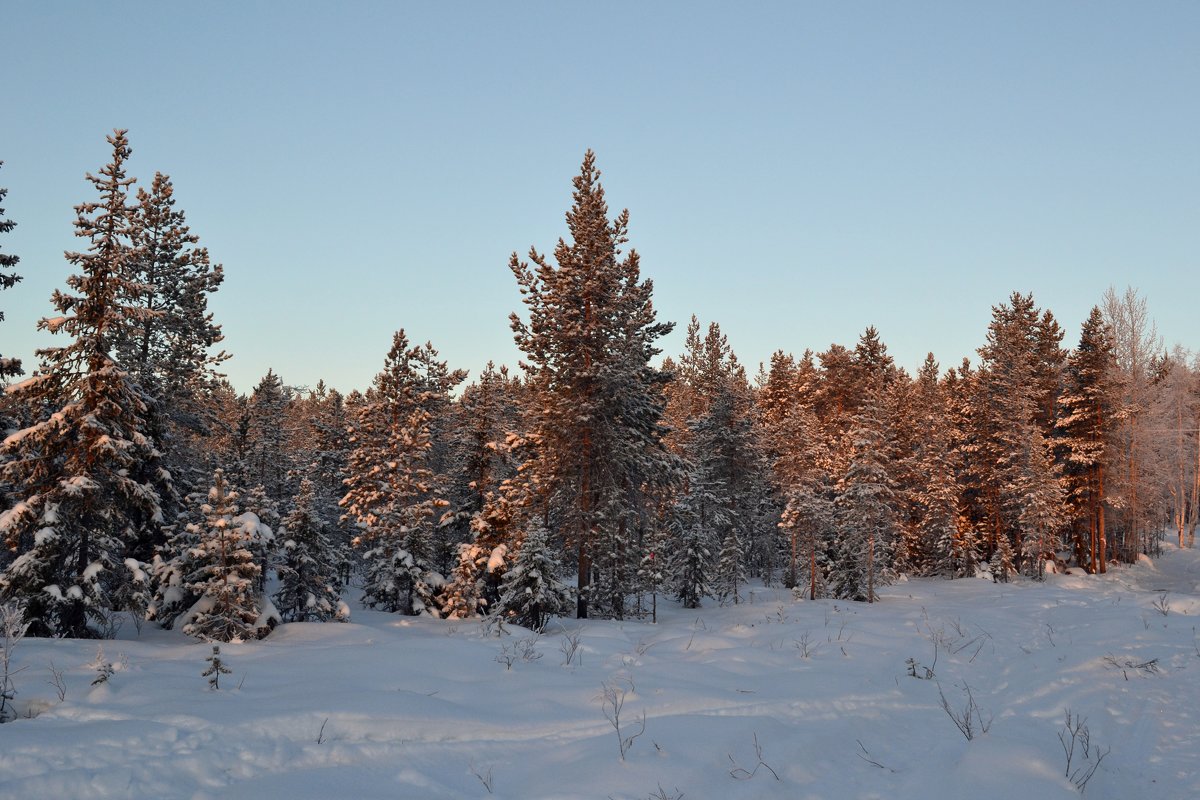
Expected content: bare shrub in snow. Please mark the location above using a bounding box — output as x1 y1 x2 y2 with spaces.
1102 654 1160 679
601 679 645 761
559 628 583 667
1059 709 1109 792
727 732 780 781
470 762 494 794
794 631 819 659
47 661 67 702
938 682 992 741
496 635 542 670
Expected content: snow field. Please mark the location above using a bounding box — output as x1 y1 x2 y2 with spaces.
1 546 1198 799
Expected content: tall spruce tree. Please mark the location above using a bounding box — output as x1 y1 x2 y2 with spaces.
275 478 346 622
111 171 226 493
972 292 1066 567
1057 307 1118 572
0 131 173 637
246 369 292 503
340 331 463 615
907 354 973 577
509 151 678 618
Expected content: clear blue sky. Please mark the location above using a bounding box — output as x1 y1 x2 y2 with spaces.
4 2 1197 394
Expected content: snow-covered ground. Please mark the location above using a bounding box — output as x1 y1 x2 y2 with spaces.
3 546 1199 800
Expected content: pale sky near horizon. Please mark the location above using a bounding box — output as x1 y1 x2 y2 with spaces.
3 2 1197 394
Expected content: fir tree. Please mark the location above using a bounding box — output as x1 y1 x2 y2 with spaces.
238 483 279 593
715 525 746 604
0 131 173 637
636 517 668 622
971 292 1065 566
831 394 896 602
672 522 711 609
494 524 572 631
183 470 272 642
247 369 292 503
1013 426 1066 578
441 363 525 616
275 478 346 622
147 486 208 629
905 355 971 578
340 331 462 615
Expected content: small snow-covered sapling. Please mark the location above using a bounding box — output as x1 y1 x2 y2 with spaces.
90 645 115 686
202 645 232 690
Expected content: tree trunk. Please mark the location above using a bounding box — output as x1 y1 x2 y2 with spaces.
1097 463 1107 573
809 531 817 601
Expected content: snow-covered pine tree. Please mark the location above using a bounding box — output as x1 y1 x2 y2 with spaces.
635 514 668 621
183 470 272 642
907 355 972 578
989 531 1016 583
715 525 746 605
441 363 525 617
1057 307 1119 572
672 521 712 609
111 171 226 495
340 330 462 616
147 485 208 628
494 524 572 631
1012 424 1066 579
663 317 748 454
246 369 293 504
0 131 174 637
274 478 347 622
509 151 679 619
766 389 830 594
304 382 351 504
238 483 279 593
0 161 22 380
972 292 1066 567
883 369 924 575
680 391 752 603
831 392 896 602
301 383 355 580
779 468 835 601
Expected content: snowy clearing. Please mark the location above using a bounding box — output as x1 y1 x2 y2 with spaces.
2 546 1199 800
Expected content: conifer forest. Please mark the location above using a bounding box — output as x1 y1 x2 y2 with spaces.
1 136 1199 799
3 136 1196 637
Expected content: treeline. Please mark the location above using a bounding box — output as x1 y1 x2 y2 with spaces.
1 137 1197 641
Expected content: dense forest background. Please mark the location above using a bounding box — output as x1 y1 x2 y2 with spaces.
1 134 1197 641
